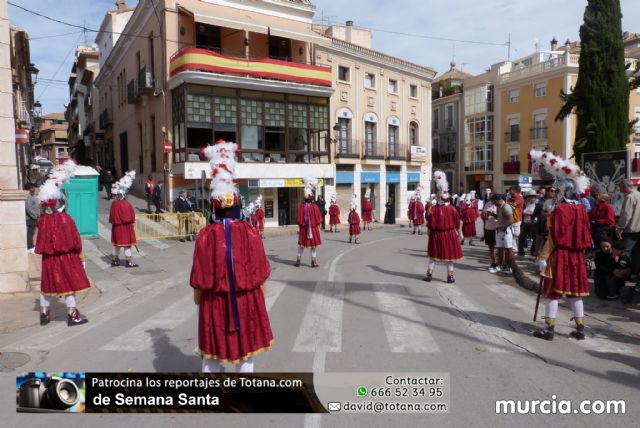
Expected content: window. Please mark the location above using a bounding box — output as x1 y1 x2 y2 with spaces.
432 108 439 130
635 109 640 136
388 124 399 158
365 121 376 156
364 72 376 89
464 116 493 144
409 84 418 98
508 118 519 142
337 117 351 153
508 148 519 162
338 65 350 82
388 79 398 94
409 122 418 146
532 113 547 139
464 84 493 115
509 89 519 103
445 104 454 128
534 83 547 97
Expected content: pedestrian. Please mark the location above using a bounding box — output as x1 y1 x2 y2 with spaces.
593 240 616 299
144 174 155 213
174 190 194 242
278 192 289 226
254 195 266 239
482 193 500 271
460 194 478 245
508 185 524 256
102 170 116 200
295 177 322 267
615 178 640 278
191 140 273 373
518 190 538 256
409 186 425 235
25 182 40 252
109 171 139 268
328 194 341 232
315 194 327 231
361 189 374 231
348 194 361 244
384 196 395 224
531 150 592 341
492 194 515 275
424 171 463 284
152 180 163 216
590 192 615 249
35 160 90 326
533 186 557 257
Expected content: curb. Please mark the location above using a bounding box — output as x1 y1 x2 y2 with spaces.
511 260 539 292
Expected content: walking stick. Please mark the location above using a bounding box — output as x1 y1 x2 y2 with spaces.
533 275 544 322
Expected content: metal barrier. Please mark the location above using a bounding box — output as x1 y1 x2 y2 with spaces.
136 212 207 241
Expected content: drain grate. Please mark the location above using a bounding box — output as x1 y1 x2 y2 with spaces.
0 352 30 372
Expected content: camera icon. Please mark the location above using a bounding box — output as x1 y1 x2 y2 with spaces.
18 376 81 411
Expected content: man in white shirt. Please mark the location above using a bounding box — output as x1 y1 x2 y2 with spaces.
482 193 500 271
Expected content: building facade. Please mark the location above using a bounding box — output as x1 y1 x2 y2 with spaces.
37 113 69 165
431 62 469 194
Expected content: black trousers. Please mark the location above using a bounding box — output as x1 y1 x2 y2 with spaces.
27 223 36 249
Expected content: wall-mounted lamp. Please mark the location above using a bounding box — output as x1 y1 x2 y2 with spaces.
179 26 186 36
298 47 304 55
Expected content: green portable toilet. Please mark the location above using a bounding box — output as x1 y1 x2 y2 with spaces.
63 165 99 237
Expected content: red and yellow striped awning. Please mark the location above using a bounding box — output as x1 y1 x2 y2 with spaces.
170 48 332 87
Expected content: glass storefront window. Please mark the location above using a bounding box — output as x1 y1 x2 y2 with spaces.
187 94 212 125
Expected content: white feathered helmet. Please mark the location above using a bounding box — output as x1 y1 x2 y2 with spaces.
304 176 318 199
365 188 371 200
205 139 239 209
529 150 590 200
433 170 450 204
112 170 137 198
254 194 263 208
38 159 77 210
415 185 423 200
330 193 337 204
350 193 358 210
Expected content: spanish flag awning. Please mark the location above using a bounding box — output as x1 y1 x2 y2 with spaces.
170 48 332 87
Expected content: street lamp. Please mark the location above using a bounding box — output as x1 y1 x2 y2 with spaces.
26 63 39 84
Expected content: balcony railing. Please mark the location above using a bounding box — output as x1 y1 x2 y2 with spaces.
183 147 330 164
362 140 385 160
169 47 332 87
466 160 493 172
530 126 547 140
335 139 360 159
503 160 521 174
387 142 407 160
432 151 456 163
505 130 520 142
137 66 154 96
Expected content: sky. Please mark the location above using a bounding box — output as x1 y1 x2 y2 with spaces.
7 0 640 115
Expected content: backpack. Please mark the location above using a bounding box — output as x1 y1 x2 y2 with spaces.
503 201 521 223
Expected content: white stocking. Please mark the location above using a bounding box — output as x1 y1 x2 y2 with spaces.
569 298 584 318
65 295 77 308
202 358 222 373
124 248 132 258
40 294 51 308
447 263 454 272
297 246 303 258
112 247 121 257
236 357 254 373
311 248 317 258
545 299 559 319
428 259 436 271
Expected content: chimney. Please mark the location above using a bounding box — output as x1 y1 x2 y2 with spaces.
550 36 558 51
345 20 353 44
116 0 127 11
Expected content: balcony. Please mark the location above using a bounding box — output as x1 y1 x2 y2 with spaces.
99 109 112 129
432 151 456 164
137 67 154 96
169 47 331 88
505 130 520 143
503 160 521 174
335 139 360 159
387 143 407 161
362 141 385 160
466 160 493 172
530 126 547 140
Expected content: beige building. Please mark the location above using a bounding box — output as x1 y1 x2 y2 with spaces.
0 0 30 292
37 113 69 165
315 22 435 221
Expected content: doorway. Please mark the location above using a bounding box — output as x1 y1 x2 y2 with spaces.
119 132 128 176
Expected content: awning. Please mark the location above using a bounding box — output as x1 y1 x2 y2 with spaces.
336 171 354 184
361 172 380 184
386 172 400 184
407 172 421 183
189 7 328 45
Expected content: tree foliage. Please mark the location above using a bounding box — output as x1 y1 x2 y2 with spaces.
555 0 630 159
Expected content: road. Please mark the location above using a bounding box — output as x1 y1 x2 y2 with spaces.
1 216 639 427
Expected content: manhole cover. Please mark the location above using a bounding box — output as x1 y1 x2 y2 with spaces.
0 352 31 372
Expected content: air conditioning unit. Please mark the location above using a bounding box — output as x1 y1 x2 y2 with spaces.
143 72 154 89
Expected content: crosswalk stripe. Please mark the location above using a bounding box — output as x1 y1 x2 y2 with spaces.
265 280 287 312
99 294 193 351
373 283 440 353
435 284 537 353
293 281 345 353
82 239 110 270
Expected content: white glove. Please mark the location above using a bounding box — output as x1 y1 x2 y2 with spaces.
538 260 547 272
82 261 86 269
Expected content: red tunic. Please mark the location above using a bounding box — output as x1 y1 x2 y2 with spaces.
329 203 341 225
254 208 265 231
348 211 361 236
409 201 426 225
190 221 273 363
35 212 91 296
407 201 415 221
590 202 615 227
361 200 373 222
544 203 592 298
427 204 463 261
460 204 478 238
109 199 137 246
297 202 323 247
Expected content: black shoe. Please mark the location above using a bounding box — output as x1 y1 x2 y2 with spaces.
111 258 120 267
311 259 319 268
533 326 555 341
412 231 416 235
125 260 139 268
569 325 585 340
40 311 50 326
423 272 432 282
294 259 301 267
67 309 88 327
179 239 185 242
447 274 455 284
